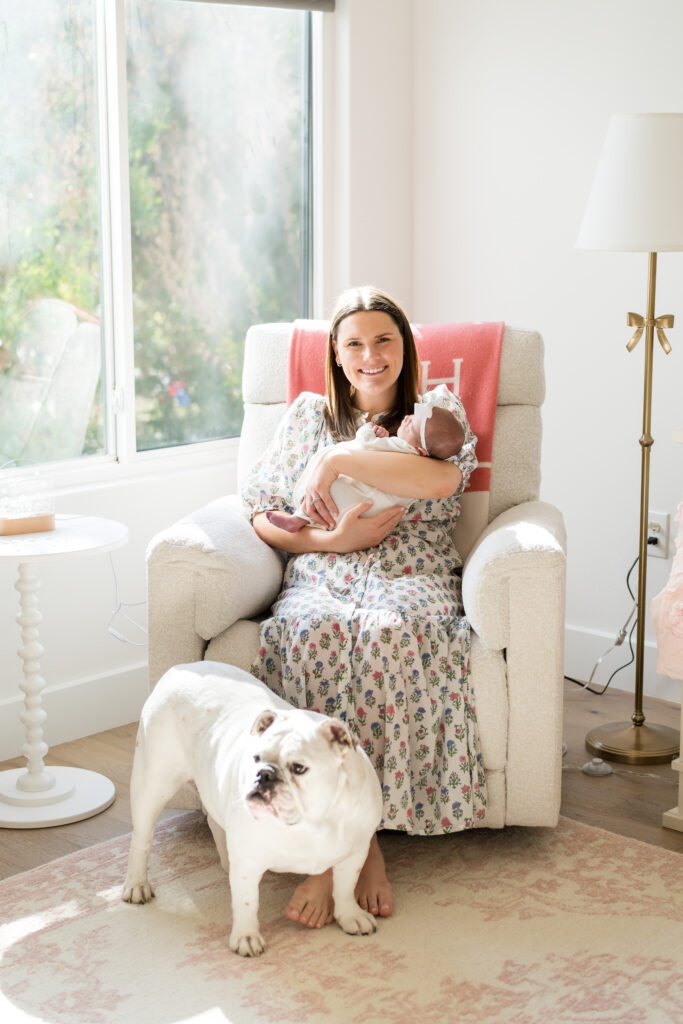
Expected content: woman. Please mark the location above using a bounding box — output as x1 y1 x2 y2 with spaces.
241 286 486 928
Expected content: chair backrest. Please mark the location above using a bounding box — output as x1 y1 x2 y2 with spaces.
239 323 545 558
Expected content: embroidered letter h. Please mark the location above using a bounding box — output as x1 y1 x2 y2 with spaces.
420 358 462 395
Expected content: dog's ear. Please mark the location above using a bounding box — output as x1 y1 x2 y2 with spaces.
319 718 357 752
251 709 278 735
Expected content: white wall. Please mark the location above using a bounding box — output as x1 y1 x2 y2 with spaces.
413 0 683 704
318 0 415 313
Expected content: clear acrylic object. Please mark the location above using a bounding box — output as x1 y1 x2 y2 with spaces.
0 468 55 535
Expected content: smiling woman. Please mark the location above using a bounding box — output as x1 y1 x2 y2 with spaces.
333 312 405 415
325 286 420 442
242 284 484 933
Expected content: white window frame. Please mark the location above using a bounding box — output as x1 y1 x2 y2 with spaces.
43 0 322 492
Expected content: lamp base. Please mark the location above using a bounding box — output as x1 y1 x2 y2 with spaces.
585 721 679 765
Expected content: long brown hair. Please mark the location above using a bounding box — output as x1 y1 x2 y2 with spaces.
324 286 420 441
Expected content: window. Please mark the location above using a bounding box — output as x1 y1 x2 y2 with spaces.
0 0 312 468
0 3 104 466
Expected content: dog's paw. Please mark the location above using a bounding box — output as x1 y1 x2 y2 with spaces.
229 930 266 957
336 905 377 936
122 878 155 904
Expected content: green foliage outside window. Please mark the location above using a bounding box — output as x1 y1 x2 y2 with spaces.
0 2 308 463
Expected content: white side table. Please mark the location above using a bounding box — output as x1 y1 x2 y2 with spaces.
0 514 129 828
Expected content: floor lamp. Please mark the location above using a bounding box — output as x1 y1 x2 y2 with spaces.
576 113 682 765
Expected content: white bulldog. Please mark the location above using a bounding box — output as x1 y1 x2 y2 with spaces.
122 661 383 956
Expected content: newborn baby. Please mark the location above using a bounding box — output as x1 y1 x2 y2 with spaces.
266 397 465 533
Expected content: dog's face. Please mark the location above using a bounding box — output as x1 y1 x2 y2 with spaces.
244 709 356 826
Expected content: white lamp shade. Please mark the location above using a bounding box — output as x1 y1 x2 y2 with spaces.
577 113 683 252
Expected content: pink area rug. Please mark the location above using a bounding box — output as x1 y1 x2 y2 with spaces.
1 813 682 1024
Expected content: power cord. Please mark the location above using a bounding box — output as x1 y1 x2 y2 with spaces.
566 554 639 696
107 552 148 646
564 545 679 778
562 760 678 785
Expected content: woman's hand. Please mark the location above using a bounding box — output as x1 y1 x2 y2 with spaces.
301 448 341 529
326 502 405 553
252 503 404 555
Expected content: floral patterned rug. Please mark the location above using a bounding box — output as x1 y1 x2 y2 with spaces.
1 812 682 1024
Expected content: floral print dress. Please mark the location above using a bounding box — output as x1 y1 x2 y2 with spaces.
241 388 487 835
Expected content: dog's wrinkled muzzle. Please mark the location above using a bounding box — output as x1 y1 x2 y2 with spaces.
246 763 281 816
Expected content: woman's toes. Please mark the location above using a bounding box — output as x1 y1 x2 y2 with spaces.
286 901 302 922
286 873 334 929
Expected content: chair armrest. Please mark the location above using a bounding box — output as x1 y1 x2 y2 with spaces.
147 494 284 685
462 500 567 650
462 500 567 826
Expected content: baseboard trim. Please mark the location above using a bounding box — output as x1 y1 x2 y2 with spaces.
565 625 681 705
0 662 149 762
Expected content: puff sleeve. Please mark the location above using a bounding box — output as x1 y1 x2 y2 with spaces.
240 393 328 521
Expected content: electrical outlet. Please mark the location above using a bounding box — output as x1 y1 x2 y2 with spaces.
647 512 670 559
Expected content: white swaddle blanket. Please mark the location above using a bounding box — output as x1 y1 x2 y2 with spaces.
292 423 417 527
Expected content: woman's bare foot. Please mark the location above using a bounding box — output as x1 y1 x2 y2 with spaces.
286 869 335 929
355 834 393 917
286 835 392 928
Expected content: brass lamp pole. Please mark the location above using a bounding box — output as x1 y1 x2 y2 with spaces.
577 113 683 766
585 252 679 764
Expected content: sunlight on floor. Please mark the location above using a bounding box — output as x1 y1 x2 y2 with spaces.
0 901 81 947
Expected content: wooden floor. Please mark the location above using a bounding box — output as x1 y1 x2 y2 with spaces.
0 680 681 880
561 679 682 852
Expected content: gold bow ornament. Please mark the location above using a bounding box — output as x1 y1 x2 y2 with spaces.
626 312 673 354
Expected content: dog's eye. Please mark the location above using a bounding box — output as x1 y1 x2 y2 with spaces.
253 755 260 763
290 763 308 776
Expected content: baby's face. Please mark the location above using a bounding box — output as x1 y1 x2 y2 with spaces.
397 413 424 449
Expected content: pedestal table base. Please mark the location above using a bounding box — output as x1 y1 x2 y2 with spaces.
0 516 128 830
0 766 115 828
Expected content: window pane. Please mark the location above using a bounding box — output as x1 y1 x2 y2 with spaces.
0 2 106 467
126 1 310 450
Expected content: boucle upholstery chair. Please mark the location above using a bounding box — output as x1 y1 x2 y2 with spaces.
147 323 567 828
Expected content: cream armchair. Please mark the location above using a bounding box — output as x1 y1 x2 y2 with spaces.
147 323 567 828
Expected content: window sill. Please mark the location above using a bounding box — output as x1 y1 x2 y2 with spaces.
44 436 240 497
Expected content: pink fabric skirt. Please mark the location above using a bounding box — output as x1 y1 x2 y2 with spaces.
652 501 683 679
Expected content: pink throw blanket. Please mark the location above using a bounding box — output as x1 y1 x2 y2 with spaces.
652 500 683 679
287 319 504 493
